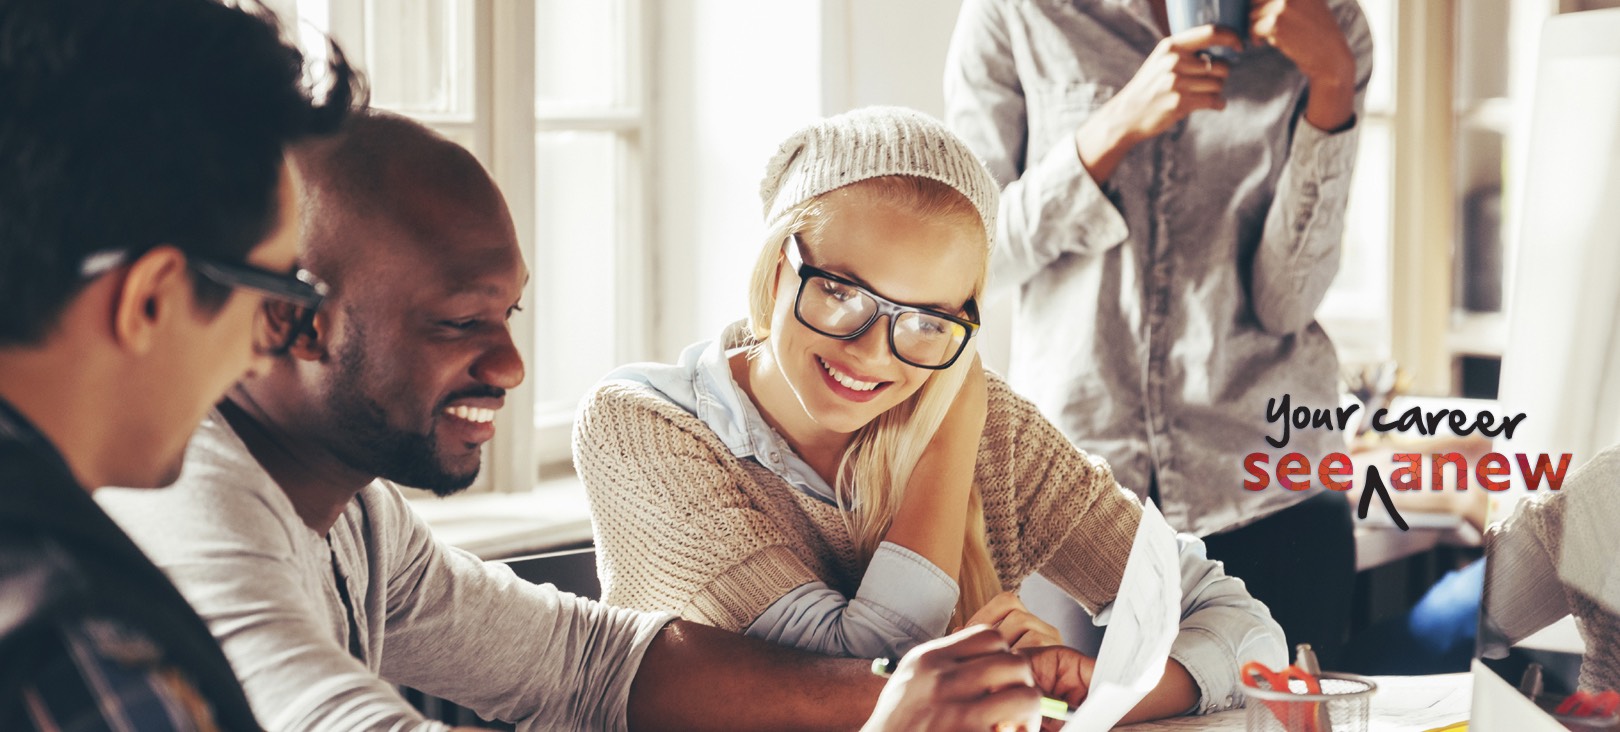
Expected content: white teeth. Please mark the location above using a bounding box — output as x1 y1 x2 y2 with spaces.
445 406 496 423
820 357 880 392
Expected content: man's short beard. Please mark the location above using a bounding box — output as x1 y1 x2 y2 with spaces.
324 319 479 496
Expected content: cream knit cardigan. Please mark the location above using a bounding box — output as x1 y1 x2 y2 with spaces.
575 370 1143 634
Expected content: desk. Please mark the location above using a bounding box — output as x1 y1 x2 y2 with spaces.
1117 673 1472 731
1349 424 1491 572
1355 515 1481 572
410 476 594 559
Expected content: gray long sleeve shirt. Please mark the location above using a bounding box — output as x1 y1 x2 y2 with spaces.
944 0 1373 535
98 412 672 732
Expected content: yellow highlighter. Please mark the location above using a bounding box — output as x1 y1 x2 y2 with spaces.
870 657 1073 721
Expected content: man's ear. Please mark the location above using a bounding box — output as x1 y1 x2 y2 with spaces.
264 300 329 362
111 245 189 355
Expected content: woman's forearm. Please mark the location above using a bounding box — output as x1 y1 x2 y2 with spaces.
1120 660 1200 724
884 429 976 578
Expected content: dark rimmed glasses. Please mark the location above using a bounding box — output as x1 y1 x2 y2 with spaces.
80 248 328 353
784 234 979 370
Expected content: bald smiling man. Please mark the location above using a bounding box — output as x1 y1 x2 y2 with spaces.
96 111 1079 732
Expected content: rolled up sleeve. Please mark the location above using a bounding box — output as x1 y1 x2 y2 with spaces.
744 541 959 658
945 0 1128 298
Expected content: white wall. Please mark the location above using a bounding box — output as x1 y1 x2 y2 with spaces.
821 0 962 117
654 1 824 359
653 0 990 363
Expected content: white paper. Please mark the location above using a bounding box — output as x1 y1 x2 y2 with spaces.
1062 500 1181 731
1366 673 1472 732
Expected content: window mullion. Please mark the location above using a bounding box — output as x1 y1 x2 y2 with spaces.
486 0 538 493
616 0 653 370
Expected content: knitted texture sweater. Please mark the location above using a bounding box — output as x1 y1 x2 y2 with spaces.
575 371 1142 633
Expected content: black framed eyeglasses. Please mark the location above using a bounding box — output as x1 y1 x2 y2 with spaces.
80 248 328 353
189 257 327 312
784 234 979 370
79 248 327 311
191 257 327 354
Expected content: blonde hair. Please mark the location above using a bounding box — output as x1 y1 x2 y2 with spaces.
747 176 999 626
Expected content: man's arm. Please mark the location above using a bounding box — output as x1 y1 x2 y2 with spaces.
627 620 883 732
630 623 1052 732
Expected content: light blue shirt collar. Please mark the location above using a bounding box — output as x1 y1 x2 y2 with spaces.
601 321 840 505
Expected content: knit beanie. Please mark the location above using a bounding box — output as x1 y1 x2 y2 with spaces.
758 106 999 244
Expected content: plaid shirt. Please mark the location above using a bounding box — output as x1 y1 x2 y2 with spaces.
5 617 220 732
0 398 259 731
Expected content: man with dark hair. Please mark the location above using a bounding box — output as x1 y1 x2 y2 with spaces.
99 110 1090 732
0 0 358 728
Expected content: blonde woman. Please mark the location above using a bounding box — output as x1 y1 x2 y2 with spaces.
575 107 1285 721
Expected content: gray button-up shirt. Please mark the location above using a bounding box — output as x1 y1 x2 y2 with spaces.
945 0 1372 535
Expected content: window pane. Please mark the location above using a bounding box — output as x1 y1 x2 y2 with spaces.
535 0 628 112
1322 120 1392 361
361 0 474 118
1360 0 1395 115
533 132 625 413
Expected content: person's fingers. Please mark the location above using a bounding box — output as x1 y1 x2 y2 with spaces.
911 625 1011 670
1165 24 1244 54
1173 90 1227 115
935 652 1037 700
1249 0 1284 20
965 591 1021 628
1007 627 1061 651
1172 54 1231 78
1022 647 1092 707
1172 75 1227 95
1251 16 1277 44
957 685 1044 732
994 610 1063 649
1250 1 1283 44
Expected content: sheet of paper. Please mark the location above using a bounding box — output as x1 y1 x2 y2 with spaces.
1366 673 1473 732
1062 500 1181 731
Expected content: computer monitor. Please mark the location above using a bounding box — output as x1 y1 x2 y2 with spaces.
1474 7 1620 730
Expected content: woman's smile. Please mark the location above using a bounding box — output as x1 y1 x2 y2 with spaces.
815 354 893 403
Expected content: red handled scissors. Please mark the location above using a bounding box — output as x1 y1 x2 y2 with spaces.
1554 689 1620 719
1241 661 1325 732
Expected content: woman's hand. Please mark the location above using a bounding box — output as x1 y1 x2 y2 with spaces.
1022 644 1095 708
862 626 1043 732
1250 0 1357 130
965 590 1065 650
1022 653 1199 729
1075 25 1241 182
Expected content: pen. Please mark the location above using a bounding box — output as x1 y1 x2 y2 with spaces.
1519 662 1543 701
870 656 1073 721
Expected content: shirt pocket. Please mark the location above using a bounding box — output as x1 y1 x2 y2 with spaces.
1025 81 1118 169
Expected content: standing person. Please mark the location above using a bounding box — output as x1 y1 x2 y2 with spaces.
98 109 1084 732
575 106 1285 723
0 0 357 728
943 0 1372 663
